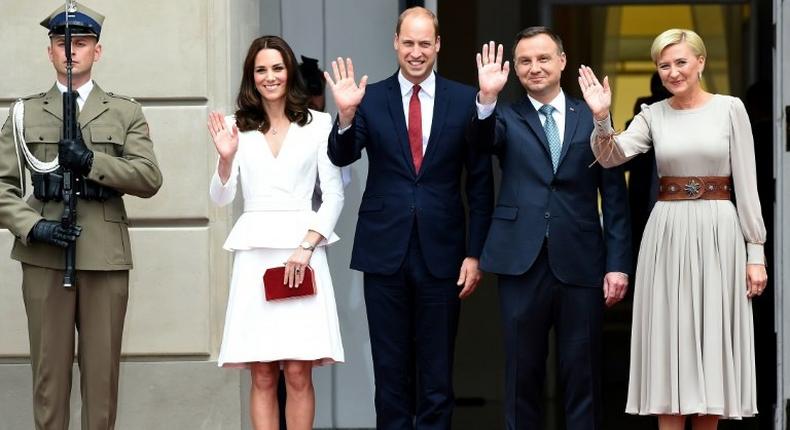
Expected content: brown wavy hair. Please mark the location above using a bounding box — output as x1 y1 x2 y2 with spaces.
235 35 312 132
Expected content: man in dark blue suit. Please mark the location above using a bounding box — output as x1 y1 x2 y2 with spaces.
473 28 632 429
324 7 493 429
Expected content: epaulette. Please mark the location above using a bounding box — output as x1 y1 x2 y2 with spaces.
7 93 43 111
19 92 47 101
106 92 139 104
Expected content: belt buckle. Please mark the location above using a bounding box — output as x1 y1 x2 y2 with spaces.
684 177 704 199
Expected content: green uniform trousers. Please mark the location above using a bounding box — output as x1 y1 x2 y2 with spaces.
21 264 129 430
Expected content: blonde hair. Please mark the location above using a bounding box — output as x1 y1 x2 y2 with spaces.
650 28 706 63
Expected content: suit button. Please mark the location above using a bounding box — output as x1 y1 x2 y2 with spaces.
544 212 550 219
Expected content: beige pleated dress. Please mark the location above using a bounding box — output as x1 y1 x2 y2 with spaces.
591 94 766 419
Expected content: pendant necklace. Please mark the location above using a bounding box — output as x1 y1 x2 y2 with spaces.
261 121 282 135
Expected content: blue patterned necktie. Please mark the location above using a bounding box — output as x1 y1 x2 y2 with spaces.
538 104 561 172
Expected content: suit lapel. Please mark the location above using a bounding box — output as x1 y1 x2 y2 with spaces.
514 97 551 157
385 73 416 176
558 97 580 169
78 84 110 129
42 85 63 121
418 73 447 178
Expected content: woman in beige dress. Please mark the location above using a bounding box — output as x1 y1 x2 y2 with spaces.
577 29 768 429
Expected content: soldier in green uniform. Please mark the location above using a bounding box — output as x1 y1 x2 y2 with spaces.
0 3 162 429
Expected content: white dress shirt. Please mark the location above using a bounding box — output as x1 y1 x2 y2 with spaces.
398 71 435 154
55 79 94 112
476 89 567 147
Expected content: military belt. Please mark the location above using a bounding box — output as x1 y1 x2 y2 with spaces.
32 172 122 202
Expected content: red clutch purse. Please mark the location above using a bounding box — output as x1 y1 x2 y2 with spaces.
263 266 316 301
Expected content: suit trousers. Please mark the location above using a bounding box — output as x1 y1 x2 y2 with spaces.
363 229 461 430
498 244 604 430
21 263 129 430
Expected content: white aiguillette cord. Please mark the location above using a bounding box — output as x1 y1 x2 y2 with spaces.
12 99 61 196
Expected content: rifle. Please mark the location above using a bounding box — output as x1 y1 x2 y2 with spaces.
61 0 79 288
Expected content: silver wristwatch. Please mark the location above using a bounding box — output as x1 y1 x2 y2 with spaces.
299 241 315 251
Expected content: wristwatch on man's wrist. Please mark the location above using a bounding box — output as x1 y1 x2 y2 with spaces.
299 241 315 251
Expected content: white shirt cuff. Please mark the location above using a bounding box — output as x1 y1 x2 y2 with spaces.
476 97 497 120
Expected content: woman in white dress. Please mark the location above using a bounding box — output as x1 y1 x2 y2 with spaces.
207 35 344 430
578 29 768 429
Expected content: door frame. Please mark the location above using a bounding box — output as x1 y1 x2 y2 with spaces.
538 0 786 426
774 0 788 427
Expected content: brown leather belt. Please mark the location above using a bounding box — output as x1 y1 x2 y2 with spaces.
657 176 732 201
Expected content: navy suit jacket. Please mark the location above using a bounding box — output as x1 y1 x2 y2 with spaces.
473 94 631 287
328 72 494 278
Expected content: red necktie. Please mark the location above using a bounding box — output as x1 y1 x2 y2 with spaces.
408 85 423 173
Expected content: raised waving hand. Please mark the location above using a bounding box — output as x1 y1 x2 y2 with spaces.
477 41 510 105
207 111 238 183
325 57 368 128
577 65 611 121
208 111 238 161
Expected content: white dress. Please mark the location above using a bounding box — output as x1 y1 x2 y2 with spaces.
210 110 345 367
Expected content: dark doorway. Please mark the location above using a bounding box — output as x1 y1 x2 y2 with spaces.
441 1 777 429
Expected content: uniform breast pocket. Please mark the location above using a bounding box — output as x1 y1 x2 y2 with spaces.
89 124 125 156
24 126 60 161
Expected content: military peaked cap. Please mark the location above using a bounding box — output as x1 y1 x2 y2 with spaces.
40 2 104 39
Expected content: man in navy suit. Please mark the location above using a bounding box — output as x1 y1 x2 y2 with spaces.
325 7 493 429
473 28 631 429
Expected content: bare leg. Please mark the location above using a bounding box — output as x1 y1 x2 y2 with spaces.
658 415 686 430
282 360 315 430
691 415 719 430
250 362 281 430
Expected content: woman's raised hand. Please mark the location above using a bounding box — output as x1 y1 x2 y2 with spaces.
477 41 510 105
578 65 612 121
207 111 239 161
325 57 368 128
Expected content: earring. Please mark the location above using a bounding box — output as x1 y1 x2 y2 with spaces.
698 70 703 80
